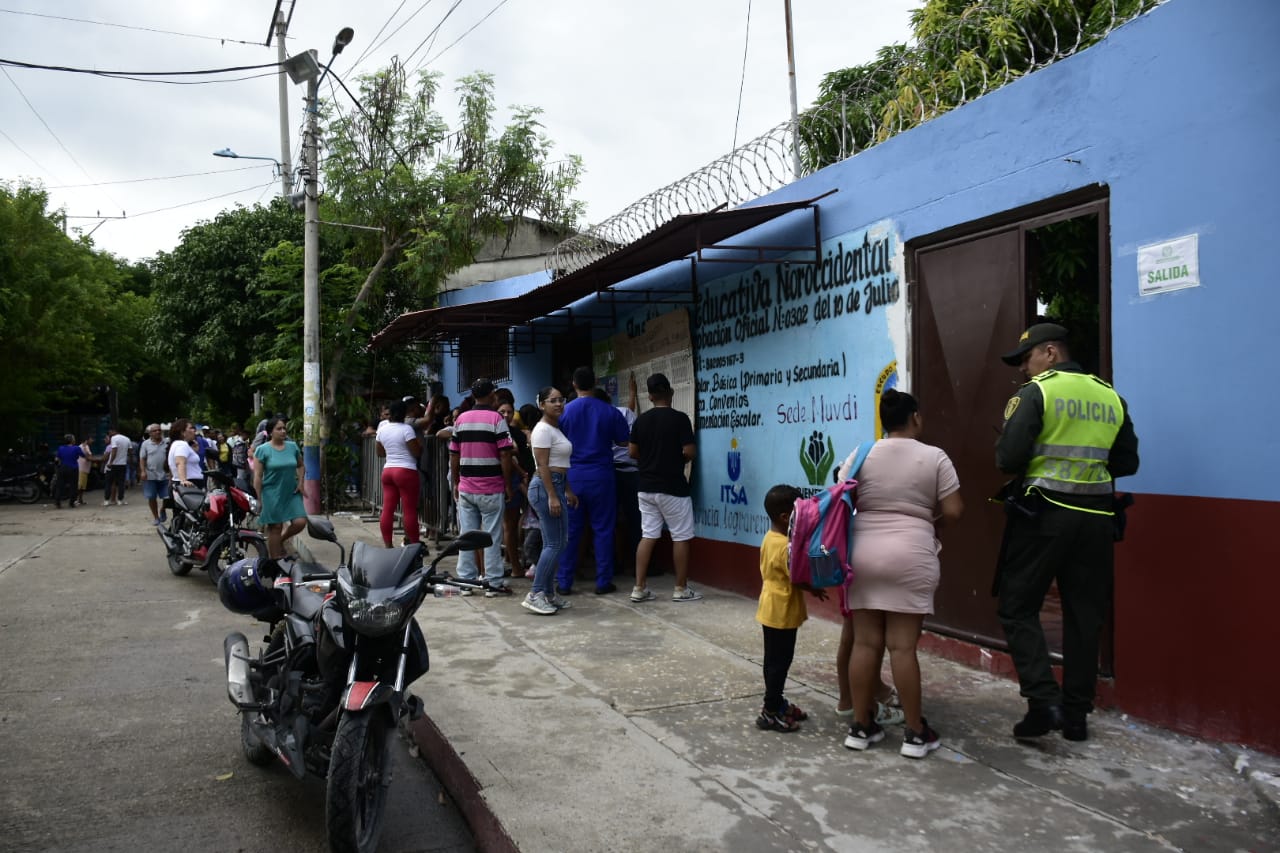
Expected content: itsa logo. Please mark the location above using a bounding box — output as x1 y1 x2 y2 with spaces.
720 437 748 505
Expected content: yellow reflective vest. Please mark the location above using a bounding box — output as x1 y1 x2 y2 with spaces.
1024 370 1123 498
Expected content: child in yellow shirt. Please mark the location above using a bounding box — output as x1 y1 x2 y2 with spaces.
756 484 827 732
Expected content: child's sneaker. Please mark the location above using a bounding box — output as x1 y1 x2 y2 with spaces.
843 720 885 751
630 586 655 602
546 591 572 610
755 706 800 733
900 718 941 759
875 702 906 726
671 585 703 602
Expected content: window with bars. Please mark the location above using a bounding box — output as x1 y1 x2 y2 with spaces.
457 335 510 393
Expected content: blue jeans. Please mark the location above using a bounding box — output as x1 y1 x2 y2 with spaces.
456 490 504 584
558 472 617 591
528 473 568 597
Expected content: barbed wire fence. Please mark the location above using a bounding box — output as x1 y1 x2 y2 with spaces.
547 0 1168 277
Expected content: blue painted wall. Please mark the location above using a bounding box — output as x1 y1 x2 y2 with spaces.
440 0 1280 503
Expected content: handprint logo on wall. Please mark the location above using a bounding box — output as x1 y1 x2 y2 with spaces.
799 431 835 486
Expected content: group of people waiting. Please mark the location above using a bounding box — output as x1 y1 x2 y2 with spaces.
754 322 1139 760
375 366 703 616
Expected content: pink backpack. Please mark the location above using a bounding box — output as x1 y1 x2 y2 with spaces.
787 480 858 589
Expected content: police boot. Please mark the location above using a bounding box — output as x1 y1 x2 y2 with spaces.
1013 704 1063 739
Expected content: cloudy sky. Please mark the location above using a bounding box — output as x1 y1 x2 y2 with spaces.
1 1 917 262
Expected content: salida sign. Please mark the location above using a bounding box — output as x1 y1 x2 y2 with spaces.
692 220 902 547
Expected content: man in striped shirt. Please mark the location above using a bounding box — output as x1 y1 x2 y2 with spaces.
449 378 515 595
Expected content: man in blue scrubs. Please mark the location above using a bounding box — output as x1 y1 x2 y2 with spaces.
556 366 630 594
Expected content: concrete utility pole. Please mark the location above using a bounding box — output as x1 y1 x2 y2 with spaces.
784 0 802 180
274 10 294 198
301 55 321 513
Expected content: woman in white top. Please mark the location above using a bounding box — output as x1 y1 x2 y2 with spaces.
376 400 422 547
167 419 205 489
522 386 578 615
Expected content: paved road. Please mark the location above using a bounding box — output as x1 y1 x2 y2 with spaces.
0 501 474 853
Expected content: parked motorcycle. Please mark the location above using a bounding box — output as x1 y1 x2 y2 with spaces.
157 469 265 583
221 520 491 853
0 471 40 503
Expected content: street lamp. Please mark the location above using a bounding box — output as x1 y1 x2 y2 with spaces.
285 27 354 514
212 148 291 196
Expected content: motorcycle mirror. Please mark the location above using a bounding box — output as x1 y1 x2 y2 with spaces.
306 516 338 543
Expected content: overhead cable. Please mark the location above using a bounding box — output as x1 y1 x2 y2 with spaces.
423 0 511 66
0 7 263 46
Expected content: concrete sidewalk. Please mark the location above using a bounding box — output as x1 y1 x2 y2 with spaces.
327 513 1279 853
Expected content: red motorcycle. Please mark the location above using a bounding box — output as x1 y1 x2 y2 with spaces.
158 469 265 583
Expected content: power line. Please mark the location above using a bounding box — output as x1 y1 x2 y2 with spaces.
0 57 281 78
46 163 271 190
0 126 64 183
1 66 122 210
732 0 753 150
404 0 466 73
121 179 282 220
354 0 440 75
349 0 412 72
0 7 263 46
423 0 512 66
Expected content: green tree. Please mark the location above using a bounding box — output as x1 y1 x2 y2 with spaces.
0 183 156 449
318 61 583 432
802 0 1162 167
147 198 309 422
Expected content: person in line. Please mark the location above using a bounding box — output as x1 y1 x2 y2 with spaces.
102 426 130 506
253 417 307 560
449 378 515 596
138 424 170 526
628 373 700 602
755 483 828 732
556 366 630 595
75 436 94 507
168 419 205 490
376 400 422 548
522 386 578 615
844 390 963 759
594 382 642 577
498 399 531 578
995 323 1139 743
53 434 85 509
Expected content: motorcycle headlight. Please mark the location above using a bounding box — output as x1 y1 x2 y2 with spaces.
247 496 260 515
337 574 422 637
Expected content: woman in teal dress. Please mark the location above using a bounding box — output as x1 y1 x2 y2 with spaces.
253 417 306 559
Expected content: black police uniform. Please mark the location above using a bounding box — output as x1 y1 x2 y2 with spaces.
995 360 1139 736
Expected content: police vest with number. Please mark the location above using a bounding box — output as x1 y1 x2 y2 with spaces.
1025 370 1122 497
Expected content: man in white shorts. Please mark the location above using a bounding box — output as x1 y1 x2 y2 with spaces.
628 373 701 603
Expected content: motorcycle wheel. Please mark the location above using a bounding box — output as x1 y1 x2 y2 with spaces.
240 712 274 766
17 481 39 504
326 710 392 853
206 534 267 586
167 518 193 576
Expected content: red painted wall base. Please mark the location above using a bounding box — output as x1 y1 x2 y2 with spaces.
692 491 1280 756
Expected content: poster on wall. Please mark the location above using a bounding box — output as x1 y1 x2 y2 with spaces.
1137 234 1200 296
593 308 695 416
691 220 905 547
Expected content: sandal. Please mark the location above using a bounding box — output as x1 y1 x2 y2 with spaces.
756 707 801 733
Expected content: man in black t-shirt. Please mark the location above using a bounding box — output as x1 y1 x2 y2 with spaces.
628 373 702 603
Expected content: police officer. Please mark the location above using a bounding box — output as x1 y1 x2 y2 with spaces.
995 323 1139 742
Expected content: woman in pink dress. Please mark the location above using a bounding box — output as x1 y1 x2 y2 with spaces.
843 389 963 759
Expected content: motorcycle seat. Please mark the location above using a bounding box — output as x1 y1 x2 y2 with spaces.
175 485 206 512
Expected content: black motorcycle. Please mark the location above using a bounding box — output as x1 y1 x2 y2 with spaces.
158 469 265 583
0 470 40 503
221 519 491 853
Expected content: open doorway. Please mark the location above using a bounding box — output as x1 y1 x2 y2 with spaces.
910 189 1111 670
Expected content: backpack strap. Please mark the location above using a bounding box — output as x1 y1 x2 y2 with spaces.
846 440 876 481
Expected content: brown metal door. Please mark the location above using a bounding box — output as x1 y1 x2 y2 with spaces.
914 228 1025 647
